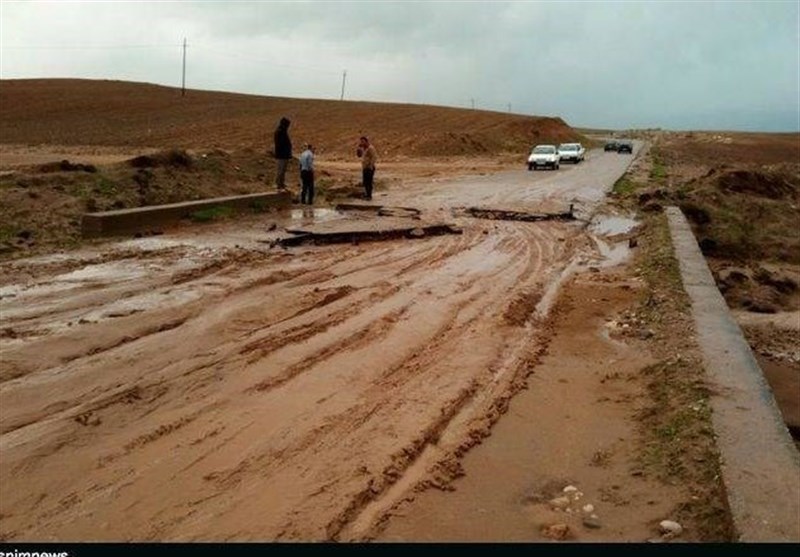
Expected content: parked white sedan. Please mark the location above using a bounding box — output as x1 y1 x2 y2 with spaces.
557 143 585 163
527 144 561 171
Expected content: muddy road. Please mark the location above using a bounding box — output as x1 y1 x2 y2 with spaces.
0 146 640 541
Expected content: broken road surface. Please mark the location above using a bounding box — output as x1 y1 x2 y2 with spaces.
0 146 639 541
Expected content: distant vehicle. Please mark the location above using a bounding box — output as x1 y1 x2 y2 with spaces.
557 143 585 163
604 141 619 152
527 145 560 170
617 140 633 154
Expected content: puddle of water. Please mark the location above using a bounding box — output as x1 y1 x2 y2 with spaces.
590 236 632 268
80 288 202 323
590 215 639 236
0 261 153 305
56 261 149 283
116 237 185 251
289 208 343 223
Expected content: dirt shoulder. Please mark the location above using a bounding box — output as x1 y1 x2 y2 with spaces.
613 131 800 446
376 205 732 542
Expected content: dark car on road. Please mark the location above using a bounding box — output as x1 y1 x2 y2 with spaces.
604 141 618 152
617 140 633 154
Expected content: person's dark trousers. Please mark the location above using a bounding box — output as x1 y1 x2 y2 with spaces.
301 170 315 205
275 158 289 189
362 167 375 200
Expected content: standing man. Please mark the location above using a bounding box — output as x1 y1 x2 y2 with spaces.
299 143 315 205
273 116 292 190
358 136 377 201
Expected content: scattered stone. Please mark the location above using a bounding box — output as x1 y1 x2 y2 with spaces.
582 515 602 529
267 223 278 231
563 485 579 494
540 523 572 541
641 201 663 213
582 504 595 514
549 496 571 510
659 520 683 536
637 329 655 340
409 228 426 238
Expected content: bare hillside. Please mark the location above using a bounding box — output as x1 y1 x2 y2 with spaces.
0 79 581 157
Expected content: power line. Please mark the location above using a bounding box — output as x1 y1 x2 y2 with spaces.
4 40 539 116
192 45 341 76
2 44 181 50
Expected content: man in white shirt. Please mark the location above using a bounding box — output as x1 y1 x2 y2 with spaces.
299 143 315 205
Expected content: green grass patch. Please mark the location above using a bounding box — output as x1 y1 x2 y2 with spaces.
612 177 640 197
650 159 668 181
631 213 733 540
0 226 16 243
636 213 686 302
94 176 118 196
188 205 235 223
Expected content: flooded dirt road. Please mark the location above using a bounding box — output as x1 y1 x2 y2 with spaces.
0 147 639 541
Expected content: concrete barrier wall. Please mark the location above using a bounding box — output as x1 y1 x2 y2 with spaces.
666 206 800 541
81 192 291 238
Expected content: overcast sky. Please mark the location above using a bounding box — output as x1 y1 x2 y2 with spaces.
1 0 798 131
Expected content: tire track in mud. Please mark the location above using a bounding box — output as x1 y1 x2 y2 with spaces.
0 213 586 541
167 271 507 526
248 224 575 540
164 228 551 538
247 305 411 394
332 290 565 541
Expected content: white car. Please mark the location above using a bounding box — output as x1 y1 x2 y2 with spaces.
527 144 560 170
557 143 585 163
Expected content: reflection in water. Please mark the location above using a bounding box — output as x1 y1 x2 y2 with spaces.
589 215 639 236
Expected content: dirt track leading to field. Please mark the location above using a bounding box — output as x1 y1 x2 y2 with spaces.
0 148 639 541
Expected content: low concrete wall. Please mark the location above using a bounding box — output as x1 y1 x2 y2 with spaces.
81 192 291 238
666 206 800 541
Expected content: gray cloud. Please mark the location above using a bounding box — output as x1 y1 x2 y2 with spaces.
1 0 798 131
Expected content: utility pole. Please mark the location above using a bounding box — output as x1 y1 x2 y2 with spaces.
508 103 512 113
340 70 347 101
470 98 475 110
181 37 187 97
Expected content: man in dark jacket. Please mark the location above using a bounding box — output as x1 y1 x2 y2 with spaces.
273 117 292 190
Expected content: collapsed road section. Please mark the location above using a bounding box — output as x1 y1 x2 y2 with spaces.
278 221 462 247
455 205 576 223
